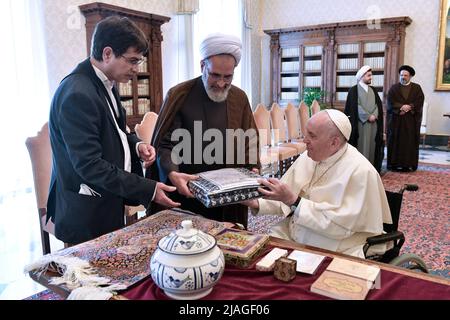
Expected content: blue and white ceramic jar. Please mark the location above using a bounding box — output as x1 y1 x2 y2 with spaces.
150 220 225 300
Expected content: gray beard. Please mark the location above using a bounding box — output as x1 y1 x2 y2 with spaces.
201 72 230 102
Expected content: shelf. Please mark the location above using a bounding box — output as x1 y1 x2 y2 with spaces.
265 17 411 109
281 57 300 62
303 55 322 60
363 52 385 58
281 87 299 92
337 53 358 58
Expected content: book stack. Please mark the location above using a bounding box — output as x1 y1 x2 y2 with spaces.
310 258 380 300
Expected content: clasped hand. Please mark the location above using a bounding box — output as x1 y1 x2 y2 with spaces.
138 143 156 168
400 104 412 115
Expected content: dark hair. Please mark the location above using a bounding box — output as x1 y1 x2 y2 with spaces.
91 16 148 61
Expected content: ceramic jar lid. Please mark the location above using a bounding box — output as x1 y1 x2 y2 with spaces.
157 220 217 255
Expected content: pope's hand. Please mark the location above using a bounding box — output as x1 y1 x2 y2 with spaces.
257 178 297 206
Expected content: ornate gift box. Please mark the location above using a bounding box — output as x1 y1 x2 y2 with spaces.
274 257 297 282
215 228 269 269
188 168 264 208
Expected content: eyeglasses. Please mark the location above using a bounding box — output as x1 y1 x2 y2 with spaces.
207 70 234 83
120 55 146 66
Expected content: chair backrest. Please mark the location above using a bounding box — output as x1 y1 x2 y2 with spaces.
25 123 54 255
311 99 321 115
284 102 301 140
135 111 159 143
270 103 288 144
253 104 272 146
420 101 428 134
384 190 402 233
298 100 310 138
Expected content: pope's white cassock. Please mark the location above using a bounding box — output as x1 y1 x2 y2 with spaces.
255 144 392 258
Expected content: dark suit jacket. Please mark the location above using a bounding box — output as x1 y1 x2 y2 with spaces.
47 58 157 244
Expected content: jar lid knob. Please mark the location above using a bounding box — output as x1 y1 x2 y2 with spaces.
181 220 193 231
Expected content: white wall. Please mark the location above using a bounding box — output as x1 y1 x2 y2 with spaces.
41 0 182 99
254 0 450 136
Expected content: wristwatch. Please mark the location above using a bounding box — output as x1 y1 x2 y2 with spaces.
289 196 302 214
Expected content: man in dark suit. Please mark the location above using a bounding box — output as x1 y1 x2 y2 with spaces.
47 16 179 245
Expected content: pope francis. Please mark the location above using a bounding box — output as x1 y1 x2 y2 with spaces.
245 109 392 258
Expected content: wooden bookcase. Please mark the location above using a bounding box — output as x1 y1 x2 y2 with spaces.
264 17 412 110
79 2 170 130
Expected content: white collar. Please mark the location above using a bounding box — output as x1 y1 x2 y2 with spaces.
92 63 114 90
358 81 369 92
401 81 411 86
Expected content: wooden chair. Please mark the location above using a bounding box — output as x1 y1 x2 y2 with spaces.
284 102 303 143
311 99 321 115
253 104 297 177
126 112 159 222
270 103 306 156
298 100 310 138
134 111 158 143
25 123 55 255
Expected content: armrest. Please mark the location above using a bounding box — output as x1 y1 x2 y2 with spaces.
366 231 404 246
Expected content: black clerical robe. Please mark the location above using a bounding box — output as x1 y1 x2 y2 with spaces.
344 85 384 173
386 82 425 170
150 77 259 227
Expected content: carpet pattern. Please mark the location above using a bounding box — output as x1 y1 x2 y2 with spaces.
381 163 449 278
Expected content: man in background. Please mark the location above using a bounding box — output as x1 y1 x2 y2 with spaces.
244 110 391 258
386 65 425 172
48 17 179 245
344 65 384 172
151 33 259 228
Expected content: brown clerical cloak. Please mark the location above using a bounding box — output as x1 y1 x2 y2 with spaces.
149 77 259 227
386 82 424 170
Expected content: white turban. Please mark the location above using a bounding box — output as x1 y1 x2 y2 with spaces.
355 65 372 81
199 33 242 66
324 109 351 141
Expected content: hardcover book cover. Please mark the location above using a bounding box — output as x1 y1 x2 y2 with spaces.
310 258 380 300
188 168 264 208
215 228 269 268
310 270 372 300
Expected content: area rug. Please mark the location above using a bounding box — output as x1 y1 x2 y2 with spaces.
381 162 449 278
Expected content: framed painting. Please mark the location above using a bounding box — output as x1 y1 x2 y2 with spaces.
436 0 450 90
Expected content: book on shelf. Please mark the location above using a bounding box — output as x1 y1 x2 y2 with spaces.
188 168 265 208
215 228 269 268
310 258 380 300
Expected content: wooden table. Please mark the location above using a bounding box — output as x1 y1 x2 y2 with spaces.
29 235 450 300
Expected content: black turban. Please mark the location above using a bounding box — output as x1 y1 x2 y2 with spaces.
398 65 415 76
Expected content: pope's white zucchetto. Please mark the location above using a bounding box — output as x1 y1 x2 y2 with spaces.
355 65 372 81
199 33 242 66
324 109 352 141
